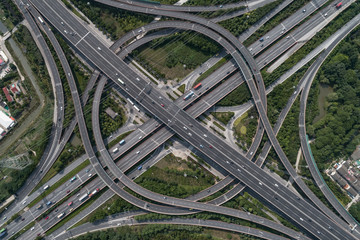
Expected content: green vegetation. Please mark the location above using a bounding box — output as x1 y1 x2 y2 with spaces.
244 0 311 46
210 126 226 139
72 225 227 240
217 84 251 107
134 32 221 80
262 1 360 87
220 0 283 37
76 195 138 225
71 0 154 40
192 57 228 87
213 121 225 131
349 202 360 222
0 26 53 203
211 112 234 125
233 109 258 148
177 84 185 94
0 0 23 30
29 160 90 208
134 153 215 198
100 90 127 138
306 27 360 172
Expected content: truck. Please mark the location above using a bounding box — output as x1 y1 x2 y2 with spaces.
38 16 44 24
57 212 65 219
127 98 134 105
119 139 125 145
89 188 100 197
43 185 49 190
112 147 119 153
0 228 6 238
183 91 194 100
193 83 202 90
79 193 88 202
134 105 140 112
118 78 125 85
336 2 342 8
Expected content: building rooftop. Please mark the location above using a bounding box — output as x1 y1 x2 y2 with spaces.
2 87 13 103
0 111 15 129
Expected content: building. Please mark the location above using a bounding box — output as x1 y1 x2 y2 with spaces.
336 161 360 193
105 107 118 119
0 111 15 130
0 51 8 66
2 87 13 103
330 171 358 197
10 82 21 95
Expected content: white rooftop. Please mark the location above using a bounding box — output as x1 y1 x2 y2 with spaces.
0 111 14 129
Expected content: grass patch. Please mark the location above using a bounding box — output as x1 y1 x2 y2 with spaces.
217 84 251 107
211 112 234 125
192 57 228 87
177 84 185 94
213 121 225 131
134 153 215 198
29 160 90 208
166 92 176 101
233 108 258 148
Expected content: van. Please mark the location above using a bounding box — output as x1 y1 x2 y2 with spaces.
112 148 119 153
43 185 49 190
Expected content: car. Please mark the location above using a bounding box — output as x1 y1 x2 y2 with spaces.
303 9 306 12
136 151 140 154
22 218 25 221
3 217 6 221
68 201 73 206
209 145 213 149
60 21 64 25
249 48 253 51
30 227 35 231
266 36 269 39
69 208 74 212
88 173 92 177
55 209 58 212
286 36 290 39
161 104 164 107
203 134 207 137
200 144 204 148
97 47 101 50
67 190 70 193
219 5 223 8
86 169 90 173
188 132 192 136
45 216 49 220
139 136 142 139
70 176 77 182
226 161 230 164
183 126 187 130
22 200 27 205
324 13 328 17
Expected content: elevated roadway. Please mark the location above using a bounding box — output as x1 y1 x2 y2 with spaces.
28 0 357 238
99 0 359 231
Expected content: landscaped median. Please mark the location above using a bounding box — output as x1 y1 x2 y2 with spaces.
28 160 90 209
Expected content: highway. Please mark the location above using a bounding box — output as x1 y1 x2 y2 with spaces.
54 214 289 240
26 1 312 239
93 0 357 233
26 0 360 239
298 15 360 229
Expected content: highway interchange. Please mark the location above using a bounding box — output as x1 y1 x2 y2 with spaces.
1 0 360 239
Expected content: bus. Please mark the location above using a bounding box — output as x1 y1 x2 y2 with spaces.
118 78 125 85
183 91 194 100
38 16 44 24
127 98 134 106
79 193 88 202
0 228 6 238
193 83 202 90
